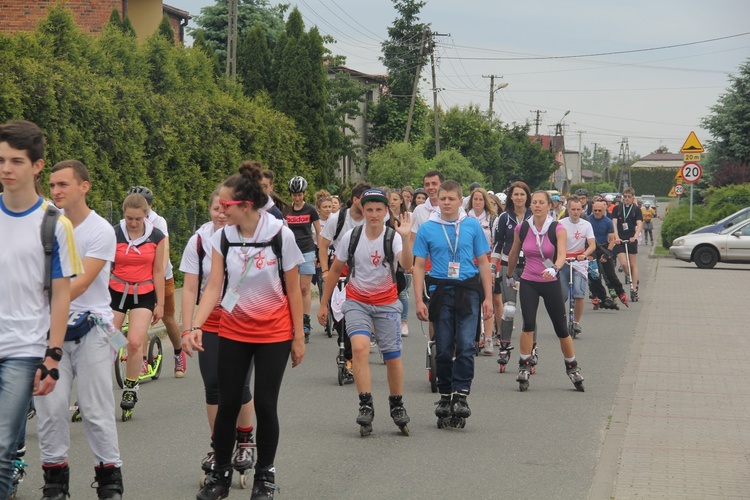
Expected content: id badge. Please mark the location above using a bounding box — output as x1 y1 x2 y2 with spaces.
622 222 629 231
543 258 554 269
107 328 128 351
221 289 240 312
448 261 460 279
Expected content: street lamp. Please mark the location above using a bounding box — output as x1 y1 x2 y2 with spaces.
488 81 509 120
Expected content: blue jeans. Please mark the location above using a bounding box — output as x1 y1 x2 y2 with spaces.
433 287 480 394
0 357 40 498
398 274 412 322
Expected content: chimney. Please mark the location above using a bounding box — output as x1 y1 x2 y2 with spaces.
656 148 664 154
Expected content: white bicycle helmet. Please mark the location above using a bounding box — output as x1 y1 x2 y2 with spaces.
128 185 154 204
644 202 651 208
288 176 308 194
498 192 508 204
605 194 615 202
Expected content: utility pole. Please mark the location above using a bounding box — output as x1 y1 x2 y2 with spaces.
429 32 448 155
404 29 429 143
577 131 584 183
226 0 238 78
617 137 630 192
531 110 545 141
482 75 505 120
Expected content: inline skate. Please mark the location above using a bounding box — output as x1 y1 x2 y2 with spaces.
388 395 410 436
233 428 256 488
496 342 513 373
566 359 585 392
517 357 533 391
357 392 374 437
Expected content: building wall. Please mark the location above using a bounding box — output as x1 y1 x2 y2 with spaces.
127 0 161 42
166 14 182 44
0 0 120 35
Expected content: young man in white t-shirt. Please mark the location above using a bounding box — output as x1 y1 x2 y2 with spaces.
317 189 413 436
0 121 82 499
559 196 596 336
36 160 123 497
127 185 186 378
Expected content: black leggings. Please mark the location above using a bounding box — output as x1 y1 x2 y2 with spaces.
214 337 291 471
519 278 569 339
198 331 252 405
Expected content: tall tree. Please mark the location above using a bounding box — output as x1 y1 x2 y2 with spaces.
188 0 287 67
192 29 222 77
701 58 750 175
157 14 175 44
370 0 430 147
237 23 271 95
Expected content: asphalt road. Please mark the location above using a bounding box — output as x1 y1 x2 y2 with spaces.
17 250 653 500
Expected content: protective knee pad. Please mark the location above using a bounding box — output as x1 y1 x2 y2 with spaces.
501 302 516 321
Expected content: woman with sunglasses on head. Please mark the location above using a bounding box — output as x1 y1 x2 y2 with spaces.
109 193 166 421
185 162 305 499
505 191 585 392
180 187 257 486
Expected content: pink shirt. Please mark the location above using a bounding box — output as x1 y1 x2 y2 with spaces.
516 222 565 282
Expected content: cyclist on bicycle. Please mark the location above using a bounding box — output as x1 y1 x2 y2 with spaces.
109 193 166 420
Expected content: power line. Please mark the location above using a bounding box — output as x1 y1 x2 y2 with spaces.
440 31 750 61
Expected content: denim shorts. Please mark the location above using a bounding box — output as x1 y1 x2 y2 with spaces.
560 264 588 301
298 251 316 275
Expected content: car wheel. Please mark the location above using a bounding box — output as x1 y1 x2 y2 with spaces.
693 246 719 269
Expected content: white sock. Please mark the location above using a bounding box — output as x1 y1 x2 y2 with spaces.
564 356 576 363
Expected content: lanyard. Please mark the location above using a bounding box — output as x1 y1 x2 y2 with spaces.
623 204 633 221
441 222 460 260
234 217 266 291
534 230 547 260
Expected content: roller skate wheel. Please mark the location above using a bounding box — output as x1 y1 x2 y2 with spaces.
456 418 466 429
200 472 206 488
360 424 373 437
530 366 536 375
499 364 506 373
437 418 446 429
400 424 410 436
519 380 529 392
575 382 585 392
239 470 250 489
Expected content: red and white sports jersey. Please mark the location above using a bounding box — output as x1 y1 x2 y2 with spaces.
335 227 402 306
211 213 304 343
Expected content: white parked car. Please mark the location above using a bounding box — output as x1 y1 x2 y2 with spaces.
670 219 750 268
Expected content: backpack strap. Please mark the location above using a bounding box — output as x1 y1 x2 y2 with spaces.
382 225 398 284
220 228 286 299
196 234 205 305
519 220 558 258
333 207 348 243
518 219 529 245
41 204 61 303
345 225 364 284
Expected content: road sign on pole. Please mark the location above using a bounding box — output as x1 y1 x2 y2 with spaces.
679 131 704 153
681 162 703 184
674 184 685 196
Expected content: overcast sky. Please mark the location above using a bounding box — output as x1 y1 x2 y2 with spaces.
177 0 750 158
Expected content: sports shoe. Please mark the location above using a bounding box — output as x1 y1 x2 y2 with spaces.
140 358 149 376
174 350 187 378
401 322 409 337
370 340 377 349
482 338 494 356
618 293 629 308
592 297 599 310
572 322 582 335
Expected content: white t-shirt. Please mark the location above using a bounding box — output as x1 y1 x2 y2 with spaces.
179 221 215 292
70 211 116 325
148 209 173 279
410 198 438 234
468 209 491 246
210 212 304 342
335 227 402 305
560 217 594 275
320 208 364 250
0 197 83 358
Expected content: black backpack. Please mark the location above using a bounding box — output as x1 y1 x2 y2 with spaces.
333 207 348 242
346 225 407 293
41 204 61 302
196 234 205 305
518 220 558 258
219 228 286 298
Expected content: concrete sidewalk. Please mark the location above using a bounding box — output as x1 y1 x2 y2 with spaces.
590 257 750 498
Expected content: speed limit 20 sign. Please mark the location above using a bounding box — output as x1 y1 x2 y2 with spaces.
681 162 702 184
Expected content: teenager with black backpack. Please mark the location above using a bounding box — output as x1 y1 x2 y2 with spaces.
184 163 305 499
317 189 413 437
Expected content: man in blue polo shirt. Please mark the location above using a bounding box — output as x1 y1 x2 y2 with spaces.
413 180 492 426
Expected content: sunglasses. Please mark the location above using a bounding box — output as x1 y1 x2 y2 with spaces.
593 209 604 212
219 199 246 210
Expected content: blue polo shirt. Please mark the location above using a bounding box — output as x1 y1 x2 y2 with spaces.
413 216 490 280
589 214 614 245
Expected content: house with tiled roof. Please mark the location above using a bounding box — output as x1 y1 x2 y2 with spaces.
630 150 683 170
1 0 190 45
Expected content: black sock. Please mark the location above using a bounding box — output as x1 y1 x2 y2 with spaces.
174 348 182 356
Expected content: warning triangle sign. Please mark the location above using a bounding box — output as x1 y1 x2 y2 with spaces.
680 131 704 153
668 187 677 197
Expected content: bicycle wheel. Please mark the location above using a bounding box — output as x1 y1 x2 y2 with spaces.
114 347 127 389
429 345 438 394
326 312 334 338
149 336 163 380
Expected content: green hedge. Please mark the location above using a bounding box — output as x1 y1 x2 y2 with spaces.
660 183 750 248
0 6 309 284
609 167 678 196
